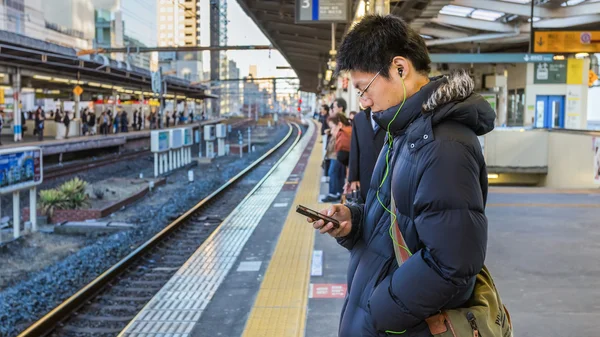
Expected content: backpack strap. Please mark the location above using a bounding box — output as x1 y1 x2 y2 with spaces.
390 192 411 266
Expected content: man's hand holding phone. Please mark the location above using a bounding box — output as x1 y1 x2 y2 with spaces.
308 204 352 238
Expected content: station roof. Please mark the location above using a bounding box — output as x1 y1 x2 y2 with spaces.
236 0 600 93
0 31 215 99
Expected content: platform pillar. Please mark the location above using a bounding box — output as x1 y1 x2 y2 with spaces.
29 187 37 232
13 191 19 239
12 68 22 142
169 150 173 171
154 153 159 177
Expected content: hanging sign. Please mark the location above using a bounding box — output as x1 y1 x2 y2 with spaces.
296 0 349 23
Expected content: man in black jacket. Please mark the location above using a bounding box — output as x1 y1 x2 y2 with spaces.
346 108 386 202
310 15 495 337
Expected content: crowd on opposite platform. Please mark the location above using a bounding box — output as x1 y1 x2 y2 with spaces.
0 106 205 144
317 97 385 204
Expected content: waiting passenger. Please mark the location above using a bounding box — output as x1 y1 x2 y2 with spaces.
121 111 128 133
322 113 351 203
63 111 70 139
346 107 385 203
87 111 96 135
311 15 509 337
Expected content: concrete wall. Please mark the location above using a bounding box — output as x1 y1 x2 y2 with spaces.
484 129 548 168
525 58 590 129
543 131 598 188
507 63 527 90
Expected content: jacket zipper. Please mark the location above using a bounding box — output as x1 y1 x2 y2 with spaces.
466 312 481 337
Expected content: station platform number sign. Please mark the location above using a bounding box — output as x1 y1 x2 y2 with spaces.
296 0 349 23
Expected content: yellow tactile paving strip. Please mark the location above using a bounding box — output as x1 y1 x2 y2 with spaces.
241 127 322 337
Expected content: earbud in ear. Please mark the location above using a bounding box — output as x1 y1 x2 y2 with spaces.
398 68 403 77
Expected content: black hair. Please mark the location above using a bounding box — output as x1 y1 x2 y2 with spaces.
335 14 431 78
321 104 330 113
334 98 347 112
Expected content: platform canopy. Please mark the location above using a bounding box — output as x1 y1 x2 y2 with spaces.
236 0 600 92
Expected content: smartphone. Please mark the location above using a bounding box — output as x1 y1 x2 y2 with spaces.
296 205 340 229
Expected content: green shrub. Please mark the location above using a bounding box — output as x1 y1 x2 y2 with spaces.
38 178 90 216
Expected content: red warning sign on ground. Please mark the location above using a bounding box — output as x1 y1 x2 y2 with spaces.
310 284 347 298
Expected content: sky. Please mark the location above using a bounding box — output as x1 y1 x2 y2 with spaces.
199 0 297 80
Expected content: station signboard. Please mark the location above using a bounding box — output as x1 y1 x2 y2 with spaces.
0 147 43 194
533 30 600 53
151 130 170 152
296 0 349 23
534 60 567 84
170 129 183 149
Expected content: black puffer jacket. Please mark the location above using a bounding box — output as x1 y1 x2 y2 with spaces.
337 71 495 337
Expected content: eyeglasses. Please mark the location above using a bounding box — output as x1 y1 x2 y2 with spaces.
357 69 382 99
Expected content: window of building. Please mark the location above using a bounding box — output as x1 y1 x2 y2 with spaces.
167 24 173 29
160 24 166 29
185 16 192 20
507 88 525 126
168 33 173 37
160 33 166 38
167 7 173 12
185 33 192 37
160 15 165 21
160 7 165 12
168 16 173 21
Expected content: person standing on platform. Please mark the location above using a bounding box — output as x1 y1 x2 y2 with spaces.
36 108 45 141
87 110 96 135
322 113 352 203
345 108 386 203
121 110 128 133
311 15 503 337
333 97 347 117
63 111 70 139
101 111 109 136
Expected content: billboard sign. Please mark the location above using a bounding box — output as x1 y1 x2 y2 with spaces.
0 147 43 194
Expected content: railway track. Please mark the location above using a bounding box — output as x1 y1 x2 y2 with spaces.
44 150 151 180
17 123 302 337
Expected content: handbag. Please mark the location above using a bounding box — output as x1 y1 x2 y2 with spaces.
389 193 513 337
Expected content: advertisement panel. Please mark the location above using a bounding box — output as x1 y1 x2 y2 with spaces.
0 147 43 194
170 129 183 149
183 128 193 146
151 130 170 152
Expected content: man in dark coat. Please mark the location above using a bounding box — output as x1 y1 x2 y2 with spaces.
311 15 495 337
346 108 386 202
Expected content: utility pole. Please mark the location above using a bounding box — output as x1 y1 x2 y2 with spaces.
210 0 220 117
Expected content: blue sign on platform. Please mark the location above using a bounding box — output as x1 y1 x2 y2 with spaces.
429 53 555 64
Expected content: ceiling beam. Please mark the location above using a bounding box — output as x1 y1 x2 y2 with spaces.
420 27 468 38
431 14 519 32
272 32 332 47
426 32 520 46
451 0 600 18
279 40 331 52
451 0 553 17
286 53 323 61
264 22 333 40
245 0 295 12
533 14 600 28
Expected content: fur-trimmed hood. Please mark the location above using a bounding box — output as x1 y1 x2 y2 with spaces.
425 70 496 136
373 70 496 136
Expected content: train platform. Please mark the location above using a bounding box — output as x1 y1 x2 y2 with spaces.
117 120 600 337
0 119 225 157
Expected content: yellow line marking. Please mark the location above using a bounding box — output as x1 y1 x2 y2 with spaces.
242 126 321 337
488 203 600 208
